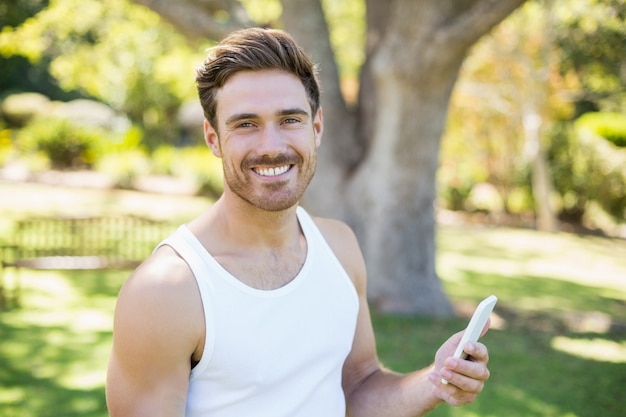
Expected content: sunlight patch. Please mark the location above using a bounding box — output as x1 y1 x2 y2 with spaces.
0 387 26 403
494 385 576 416
71 310 112 332
551 336 626 363
60 369 107 390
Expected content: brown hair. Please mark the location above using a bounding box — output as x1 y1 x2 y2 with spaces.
195 28 321 131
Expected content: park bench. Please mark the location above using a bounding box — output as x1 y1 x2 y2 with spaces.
0 215 172 307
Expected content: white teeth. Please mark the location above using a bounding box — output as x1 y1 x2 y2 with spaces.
255 165 290 177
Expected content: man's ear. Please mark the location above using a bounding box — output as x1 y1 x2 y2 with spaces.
204 119 222 158
313 107 323 148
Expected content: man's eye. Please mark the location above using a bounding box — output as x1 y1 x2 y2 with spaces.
237 122 254 128
283 117 300 124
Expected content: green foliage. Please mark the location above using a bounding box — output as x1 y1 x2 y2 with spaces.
322 0 366 81
0 126 13 166
151 145 224 198
92 144 223 196
12 103 144 171
0 0 208 146
553 0 626 114
239 0 282 24
0 0 48 28
442 0 626 227
180 146 224 198
548 120 626 224
0 0 84 101
239 0 366 82
150 145 178 176
15 116 103 168
576 112 626 147
95 149 150 189
437 158 486 212
96 124 145 155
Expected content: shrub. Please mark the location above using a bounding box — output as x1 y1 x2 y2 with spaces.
576 112 626 148
93 124 145 158
178 146 223 198
150 145 223 197
437 160 485 212
548 121 626 224
0 128 13 166
95 149 150 189
0 93 51 127
151 145 177 176
16 116 104 169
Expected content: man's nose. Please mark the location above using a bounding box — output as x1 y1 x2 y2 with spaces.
257 124 286 155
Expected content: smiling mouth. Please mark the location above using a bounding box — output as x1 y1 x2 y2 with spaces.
253 165 292 177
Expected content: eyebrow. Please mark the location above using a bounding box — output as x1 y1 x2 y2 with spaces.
224 107 310 126
224 113 257 126
278 107 310 118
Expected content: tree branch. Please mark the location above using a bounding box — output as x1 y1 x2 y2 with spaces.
132 0 256 41
438 0 528 49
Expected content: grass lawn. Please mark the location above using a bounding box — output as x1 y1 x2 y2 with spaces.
1 181 625 416
377 225 626 417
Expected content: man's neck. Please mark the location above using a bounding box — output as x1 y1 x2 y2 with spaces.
193 195 302 250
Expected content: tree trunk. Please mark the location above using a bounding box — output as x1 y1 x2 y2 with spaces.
524 111 558 232
334 0 526 314
522 3 558 232
345 1 467 314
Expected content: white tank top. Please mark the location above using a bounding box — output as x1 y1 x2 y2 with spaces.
157 206 359 417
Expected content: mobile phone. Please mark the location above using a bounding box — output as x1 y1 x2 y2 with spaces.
441 295 497 385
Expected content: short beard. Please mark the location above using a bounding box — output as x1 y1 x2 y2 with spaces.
225 151 317 212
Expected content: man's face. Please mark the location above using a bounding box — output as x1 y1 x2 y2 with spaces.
205 69 323 212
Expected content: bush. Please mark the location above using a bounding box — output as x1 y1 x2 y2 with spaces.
94 124 145 156
437 159 486 212
16 116 104 169
548 121 626 224
0 92 51 127
95 149 150 189
178 146 223 198
151 145 223 197
0 128 13 166
576 112 626 148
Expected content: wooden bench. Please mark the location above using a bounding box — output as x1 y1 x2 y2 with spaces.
0 215 173 307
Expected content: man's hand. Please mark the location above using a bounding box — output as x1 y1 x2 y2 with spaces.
428 329 491 406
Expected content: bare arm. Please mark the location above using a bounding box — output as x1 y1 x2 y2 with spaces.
106 247 205 417
343 301 491 416
316 217 491 417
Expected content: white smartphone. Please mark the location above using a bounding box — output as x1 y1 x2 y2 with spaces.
441 295 497 385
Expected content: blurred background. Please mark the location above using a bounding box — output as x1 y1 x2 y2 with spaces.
0 0 624 416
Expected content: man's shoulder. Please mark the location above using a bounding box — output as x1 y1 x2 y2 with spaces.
119 245 198 307
306 213 366 287
110 244 205 386
308 214 357 245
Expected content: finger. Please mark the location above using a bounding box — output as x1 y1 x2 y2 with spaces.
439 341 488 384
462 341 489 363
440 366 487 394
429 372 479 407
448 353 490 379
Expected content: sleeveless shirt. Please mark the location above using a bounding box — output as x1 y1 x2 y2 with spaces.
156 206 359 417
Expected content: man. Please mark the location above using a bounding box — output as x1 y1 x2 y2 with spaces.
106 27 491 417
